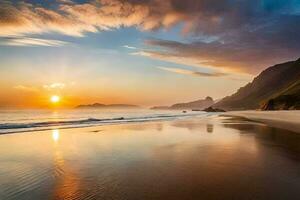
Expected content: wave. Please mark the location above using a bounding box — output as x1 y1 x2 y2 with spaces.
0 112 208 134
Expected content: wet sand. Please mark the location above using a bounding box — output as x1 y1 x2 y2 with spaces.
1 115 300 200
225 111 300 133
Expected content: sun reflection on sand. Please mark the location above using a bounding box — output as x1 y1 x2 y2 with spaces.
52 129 60 142
51 129 81 200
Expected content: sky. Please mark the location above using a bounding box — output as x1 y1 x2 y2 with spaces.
0 0 300 108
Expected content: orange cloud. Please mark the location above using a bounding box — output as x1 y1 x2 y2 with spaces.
14 85 39 93
138 38 300 74
0 0 190 37
43 83 66 90
1 37 68 46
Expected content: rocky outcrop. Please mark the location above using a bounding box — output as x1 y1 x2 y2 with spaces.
203 107 226 112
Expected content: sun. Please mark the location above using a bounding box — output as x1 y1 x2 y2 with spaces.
50 95 60 103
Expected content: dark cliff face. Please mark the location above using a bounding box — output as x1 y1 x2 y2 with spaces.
214 58 300 111
261 79 300 110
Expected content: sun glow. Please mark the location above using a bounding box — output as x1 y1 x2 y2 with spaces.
51 95 60 103
52 129 60 142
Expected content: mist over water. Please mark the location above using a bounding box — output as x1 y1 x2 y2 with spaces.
0 115 300 200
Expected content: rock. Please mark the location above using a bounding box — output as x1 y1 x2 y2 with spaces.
203 107 226 112
261 99 275 110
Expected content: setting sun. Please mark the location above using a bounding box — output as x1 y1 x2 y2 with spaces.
50 95 60 103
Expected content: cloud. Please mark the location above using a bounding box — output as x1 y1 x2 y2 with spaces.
157 67 227 77
158 66 227 77
123 45 137 49
57 0 74 4
0 0 163 37
139 34 300 74
0 0 299 73
0 1 97 37
0 0 285 37
158 66 252 81
1 37 69 47
43 83 66 90
14 82 69 93
14 85 38 92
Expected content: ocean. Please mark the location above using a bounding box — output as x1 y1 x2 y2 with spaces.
0 109 212 134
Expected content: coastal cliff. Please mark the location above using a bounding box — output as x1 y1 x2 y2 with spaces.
214 58 300 111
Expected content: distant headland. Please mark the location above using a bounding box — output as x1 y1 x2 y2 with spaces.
151 96 215 110
76 103 140 109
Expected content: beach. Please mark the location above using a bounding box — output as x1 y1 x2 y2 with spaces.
1 114 300 200
224 111 300 133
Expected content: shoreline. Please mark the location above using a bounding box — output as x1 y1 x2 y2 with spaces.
224 110 300 133
1 110 300 135
0 112 211 135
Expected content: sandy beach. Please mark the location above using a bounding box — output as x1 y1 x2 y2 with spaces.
1 115 300 200
224 111 300 133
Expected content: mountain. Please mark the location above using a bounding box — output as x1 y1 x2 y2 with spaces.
170 96 214 110
214 58 300 110
261 79 300 110
151 97 215 110
76 103 140 109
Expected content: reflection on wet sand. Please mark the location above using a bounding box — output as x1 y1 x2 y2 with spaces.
223 117 300 154
206 124 214 133
51 129 81 200
1 116 300 200
170 118 214 133
119 122 165 132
